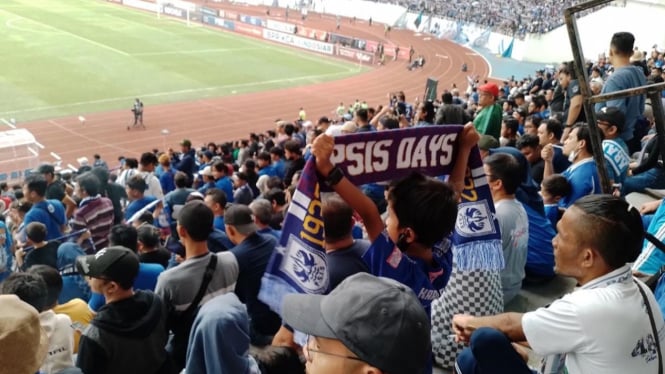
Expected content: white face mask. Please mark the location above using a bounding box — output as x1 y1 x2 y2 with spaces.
568 149 578 163
499 136 510 147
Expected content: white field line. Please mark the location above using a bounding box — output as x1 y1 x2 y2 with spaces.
0 119 16 129
0 8 129 56
0 71 353 117
132 47 264 57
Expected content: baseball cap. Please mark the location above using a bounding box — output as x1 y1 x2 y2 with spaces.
478 135 500 151
34 164 55 174
340 121 358 134
478 82 500 97
596 106 626 132
0 295 48 374
75 246 139 288
224 204 258 235
202 150 214 160
200 165 213 177
180 139 192 147
282 273 430 374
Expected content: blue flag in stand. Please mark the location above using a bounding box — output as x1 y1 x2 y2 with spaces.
258 126 504 316
414 10 424 28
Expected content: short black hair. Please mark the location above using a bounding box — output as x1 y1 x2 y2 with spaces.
109 224 138 252
541 174 571 198
610 32 635 56
140 152 158 167
178 200 213 242
502 117 519 134
442 92 453 104
380 116 400 130
572 195 643 268
284 140 301 155
0 272 48 312
25 222 47 243
355 108 369 122
126 175 147 193
532 95 548 109
27 265 62 309
265 188 286 206
516 134 540 150
322 195 354 242
544 118 564 140
24 174 48 197
525 115 542 127
212 160 228 174
205 188 227 208
250 346 305 374
483 153 523 195
77 172 101 196
387 173 457 247
257 151 271 161
572 123 598 155
269 147 284 158
137 224 160 248
124 158 139 169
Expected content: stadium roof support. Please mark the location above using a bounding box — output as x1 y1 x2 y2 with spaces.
564 0 665 194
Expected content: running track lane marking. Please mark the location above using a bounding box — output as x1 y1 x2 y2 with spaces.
47 119 135 154
1 71 355 117
1 119 16 129
0 8 130 56
131 47 265 57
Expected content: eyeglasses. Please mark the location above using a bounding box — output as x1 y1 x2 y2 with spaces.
303 336 363 363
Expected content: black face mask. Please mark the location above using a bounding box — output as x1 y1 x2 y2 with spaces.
396 233 409 252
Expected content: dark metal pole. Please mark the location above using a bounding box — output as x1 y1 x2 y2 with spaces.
648 89 665 167
564 5 612 193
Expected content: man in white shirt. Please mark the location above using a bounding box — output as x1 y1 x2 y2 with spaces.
452 194 665 374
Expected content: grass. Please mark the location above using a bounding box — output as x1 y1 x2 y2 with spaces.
0 0 365 121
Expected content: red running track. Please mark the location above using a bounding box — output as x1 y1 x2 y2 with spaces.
18 3 489 169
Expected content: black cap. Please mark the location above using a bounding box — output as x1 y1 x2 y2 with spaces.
596 107 626 132
75 246 139 287
224 204 258 235
34 164 55 175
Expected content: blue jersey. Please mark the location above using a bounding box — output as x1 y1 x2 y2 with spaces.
124 196 158 221
524 204 556 279
362 232 452 316
634 200 665 275
559 158 601 208
23 200 66 241
214 176 234 204
603 138 630 184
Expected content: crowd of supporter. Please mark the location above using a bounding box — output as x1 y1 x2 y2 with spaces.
1 31 665 374
392 0 612 38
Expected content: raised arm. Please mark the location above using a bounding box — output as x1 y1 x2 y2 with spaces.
449 123 480 195
311 135 384 242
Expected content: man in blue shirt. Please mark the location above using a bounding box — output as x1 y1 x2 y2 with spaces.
124 175 160 223
211 161 234 203
596 107 630 186
225 204 280 346
269 147 286 181
21 174 66 242
248 199 281 240
595 32 647 153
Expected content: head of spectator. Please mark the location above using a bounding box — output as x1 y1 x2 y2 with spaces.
76 246 139 302
282 273 430 374
23 174 48 203
609 32 635 67
590 80 603 95
125 175 147 201
270 147 284 163
340 121 358 134
523 115 541 137
257 152 272 170
232 172 249 191
0 295 48 374
500 117 519 146
250 346 304 374
478 83 499 108
538 118 564 146
1 272 48 312
174 171 188 189
557 63 578 90
137 224 160 254
595 107 625 140
180 139 192 154
516 134 542 166
108 224 138 253
204 188 227 218
478 135 500 159
224 204 258 245
177 201 214 256
417 101 436 125
284 141 302 161
27 265 63 310
265 188 287 213
530 95 548 115
211 160 229 181
75 171 101 200
34 163 56 184
541 174 571 206
25 221 47 247
483 153 523 202
158 154 171 170
139 152 158 173
563 123 597 163
248 199 273 230
513 92 525 107
378 115 399 131
512 107 528 124
442 92 454 105
354 108 369 126
123 158 138 171
132 212 154 228
322 195 355 248
555 195 642 282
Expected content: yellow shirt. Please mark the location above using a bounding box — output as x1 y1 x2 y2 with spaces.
54 298 94 353
299 110 306 121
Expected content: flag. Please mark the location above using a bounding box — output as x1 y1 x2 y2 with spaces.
258 126 504 315
414 10 424 28
501 38 514 58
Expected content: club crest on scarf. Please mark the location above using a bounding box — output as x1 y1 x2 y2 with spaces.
259 126 504 315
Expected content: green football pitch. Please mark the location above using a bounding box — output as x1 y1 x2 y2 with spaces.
0 0 364 122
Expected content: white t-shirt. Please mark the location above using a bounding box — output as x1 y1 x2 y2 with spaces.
523 265 665 374
40 310 75 374
140 171 164 199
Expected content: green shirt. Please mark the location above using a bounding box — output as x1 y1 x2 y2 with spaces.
473 103 502 140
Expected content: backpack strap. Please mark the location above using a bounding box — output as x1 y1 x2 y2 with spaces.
183 254 217 315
